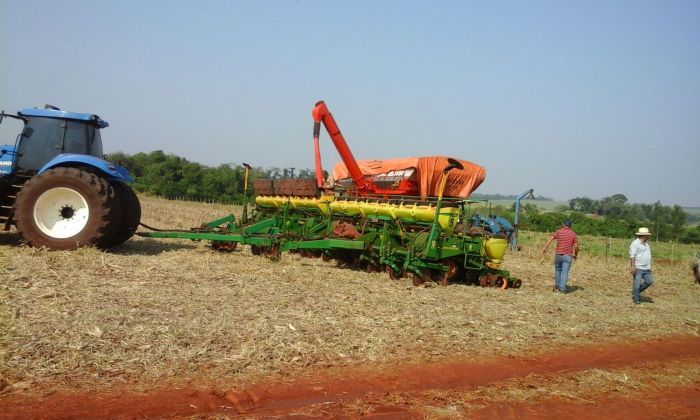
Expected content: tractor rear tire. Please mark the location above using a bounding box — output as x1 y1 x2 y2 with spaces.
98 181 141 248
14 168 112 250
96 178 122 249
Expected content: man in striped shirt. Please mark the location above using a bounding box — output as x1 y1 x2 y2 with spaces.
542 219 579 293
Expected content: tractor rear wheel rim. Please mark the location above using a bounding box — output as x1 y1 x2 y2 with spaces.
34 187 89 239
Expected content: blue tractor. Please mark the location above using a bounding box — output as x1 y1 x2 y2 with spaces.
0 105 140 250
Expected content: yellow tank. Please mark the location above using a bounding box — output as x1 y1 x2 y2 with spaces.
255 195 459 231
484 238 508 268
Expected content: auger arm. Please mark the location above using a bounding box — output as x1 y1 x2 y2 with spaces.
312 101 374 194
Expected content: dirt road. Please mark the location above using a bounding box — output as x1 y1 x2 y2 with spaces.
2 335 699 418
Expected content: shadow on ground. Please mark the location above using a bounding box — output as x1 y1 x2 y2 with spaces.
0 232 21 246
1 232 198 255
108 238 199 255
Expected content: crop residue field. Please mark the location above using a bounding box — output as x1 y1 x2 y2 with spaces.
1 195 699 418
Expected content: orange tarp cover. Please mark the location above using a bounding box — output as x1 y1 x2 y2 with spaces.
333 156 486 198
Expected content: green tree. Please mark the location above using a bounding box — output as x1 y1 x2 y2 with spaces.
596 194 628 218
669 205 687 241
651 201 668 241
569 196 596 213
681 225 700 244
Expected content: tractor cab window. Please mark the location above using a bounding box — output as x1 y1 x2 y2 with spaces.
63 122 88 154
64 121 103 157
88 125 103 157
15 117 62 172
15 117 105 172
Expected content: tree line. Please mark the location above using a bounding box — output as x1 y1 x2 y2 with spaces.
107 150 313 203
108 151 700 244
471 193 553 201
492 194 699 244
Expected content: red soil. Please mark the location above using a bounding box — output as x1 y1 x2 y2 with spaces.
2 335 699 419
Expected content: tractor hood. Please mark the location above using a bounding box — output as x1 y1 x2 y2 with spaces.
0 145 15 175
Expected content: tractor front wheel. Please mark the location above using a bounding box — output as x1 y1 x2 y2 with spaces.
14 168 112 250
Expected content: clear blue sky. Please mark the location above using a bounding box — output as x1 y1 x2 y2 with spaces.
2 0 699 206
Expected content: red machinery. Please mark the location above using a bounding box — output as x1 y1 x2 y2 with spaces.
312 100 485 199
312 101 379 194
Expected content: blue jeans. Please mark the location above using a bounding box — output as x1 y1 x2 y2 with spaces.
632 269 653 303
554 254 573 292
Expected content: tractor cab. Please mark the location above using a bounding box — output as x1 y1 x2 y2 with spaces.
0 105 139 250
9 105 107 174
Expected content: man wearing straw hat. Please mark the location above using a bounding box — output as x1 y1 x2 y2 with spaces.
629 227 654 304
542 219 579 293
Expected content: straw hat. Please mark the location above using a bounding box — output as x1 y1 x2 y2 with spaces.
635 227 652 236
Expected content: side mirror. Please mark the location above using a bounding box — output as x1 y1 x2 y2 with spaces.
0 111 4 125
21 127 33 138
